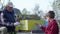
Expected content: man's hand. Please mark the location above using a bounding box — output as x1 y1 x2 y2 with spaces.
6 23 10 26
10 23 14 26
14 22 20 26
2 23 6 25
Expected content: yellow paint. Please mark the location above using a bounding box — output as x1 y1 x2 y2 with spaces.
15 20 44 31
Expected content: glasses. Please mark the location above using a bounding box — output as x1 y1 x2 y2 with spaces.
9 7 13 9
7 6 13 9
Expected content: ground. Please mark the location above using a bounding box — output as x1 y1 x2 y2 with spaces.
16 29 60 34
17 32 45 34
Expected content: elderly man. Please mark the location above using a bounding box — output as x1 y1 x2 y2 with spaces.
0 9 7 34
2 2 17 34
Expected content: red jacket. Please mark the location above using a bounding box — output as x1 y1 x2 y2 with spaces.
41 19 59 34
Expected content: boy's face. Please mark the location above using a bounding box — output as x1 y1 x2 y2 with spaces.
45 13 50 21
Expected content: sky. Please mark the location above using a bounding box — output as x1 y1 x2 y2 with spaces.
0 0 54 14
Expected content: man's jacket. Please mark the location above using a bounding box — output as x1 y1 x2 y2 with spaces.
3 9 15 24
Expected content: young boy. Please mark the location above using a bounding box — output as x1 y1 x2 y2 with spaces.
41 11 59 34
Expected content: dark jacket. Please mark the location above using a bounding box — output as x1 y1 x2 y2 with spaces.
3 9 15 24
3 9 16 32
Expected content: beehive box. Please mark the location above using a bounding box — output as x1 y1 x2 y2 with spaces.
15 20 44 31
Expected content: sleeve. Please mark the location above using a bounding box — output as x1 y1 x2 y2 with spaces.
41 26 46 31
41 20 58 34
41 22 55 34
13 11 16 22
49 21 58 34
1 13 5 23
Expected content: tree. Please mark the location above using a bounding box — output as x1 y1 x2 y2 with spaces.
0 0 10 9
37 10 44 20
22 8 28 19
52 0 60 20
22 8 28 15
13 8 22 21
33 4 40 15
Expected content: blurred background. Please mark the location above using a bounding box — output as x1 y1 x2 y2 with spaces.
0 0 60 34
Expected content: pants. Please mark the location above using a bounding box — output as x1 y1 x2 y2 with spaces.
0 27 7 34
6 26 15 32
6 26 16 34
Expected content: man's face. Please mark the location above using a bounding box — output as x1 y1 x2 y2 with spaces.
6 6 13 12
